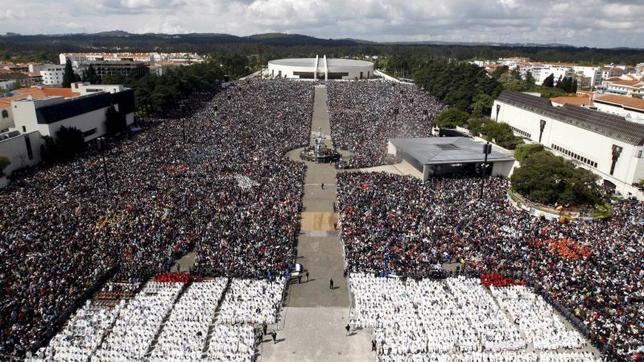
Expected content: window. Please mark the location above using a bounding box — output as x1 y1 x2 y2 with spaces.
551 143 597 168
1 110 8 119
508 125 531 138
22 126 26 132
82 128 97 137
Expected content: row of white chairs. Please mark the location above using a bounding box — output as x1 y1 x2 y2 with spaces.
92 281 184 361
490 285 586 350
150 279 227 360
349 274 598 360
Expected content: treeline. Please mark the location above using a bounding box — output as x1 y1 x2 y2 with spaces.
412 58 503 112
511 144 603 209
1 32 643 65
102 61 225 116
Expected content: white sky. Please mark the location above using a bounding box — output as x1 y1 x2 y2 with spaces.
0 0 643 48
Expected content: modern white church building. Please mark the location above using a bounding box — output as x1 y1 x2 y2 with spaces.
267 56 374 80
492 91 644 199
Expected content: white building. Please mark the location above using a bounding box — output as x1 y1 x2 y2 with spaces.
594 94 644 125
11 88 134 143
492 91 644 199
573 66 602 88
0 130 44 179
40 64 65 86
267 56 374 80
602 77 644 97
527 65 575 86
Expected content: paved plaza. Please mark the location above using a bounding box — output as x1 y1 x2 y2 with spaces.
260 86 374 361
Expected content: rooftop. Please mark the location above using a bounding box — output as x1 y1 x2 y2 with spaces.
550 95 593 107
268 58 374 69
497 91 644 145
0 87 80 108
605 78 643 87
594 94 644 112
389 137 515 165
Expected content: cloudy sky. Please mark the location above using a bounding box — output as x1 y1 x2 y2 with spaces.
1 0 643 48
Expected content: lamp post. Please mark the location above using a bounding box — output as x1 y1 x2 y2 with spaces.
480 141 492 199
97 137 110 190
180 103 187 144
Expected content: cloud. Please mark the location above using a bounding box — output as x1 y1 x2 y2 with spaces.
0 0 642 48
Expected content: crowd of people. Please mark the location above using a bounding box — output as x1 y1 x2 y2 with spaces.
338 172 642 360
93 281 184 360
217 278 286 326
350 273 594 360
27 282 135 361
327 81 445 169
0 79 312 356
150 279 227 360
34 276 283 361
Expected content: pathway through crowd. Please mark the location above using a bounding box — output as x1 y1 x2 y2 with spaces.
260 85 373 361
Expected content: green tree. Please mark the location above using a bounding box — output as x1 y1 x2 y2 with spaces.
491 65 509 79
62 58 76 88
0 155 10 176
105 106 127 136
514 143 544 163
413 59 503 112
83 64 99 84
511 150 601 206
435 108 470 129
542 73 555 88
42 127 86 162
525 71 535 86
472 93 494 117
467 118 523 149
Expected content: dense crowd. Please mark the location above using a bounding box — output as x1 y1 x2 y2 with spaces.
349 274 594 360
0 79 312 356
338 172 643 360
327 81 445 169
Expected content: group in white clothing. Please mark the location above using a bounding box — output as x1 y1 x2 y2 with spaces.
349 273 599 361
31 277 286 361
150 279 227 361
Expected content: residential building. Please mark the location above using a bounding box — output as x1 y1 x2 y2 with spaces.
492 91 644 199
89 62 149 81
600 66 624 81
594 94 644 124
602 77 644 97
526 65 575 86
59 52 204 69
573 66 602 87
39 64 66 86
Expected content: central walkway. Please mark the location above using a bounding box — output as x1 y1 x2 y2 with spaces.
260 85 373 361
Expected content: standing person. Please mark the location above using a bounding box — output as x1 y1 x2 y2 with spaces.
321 183 325 190
372 340 377 351
329 278 334 289
262 323 267 336
305 271 309 282
345 324 351 336
297 275 302 284
271 331 277 344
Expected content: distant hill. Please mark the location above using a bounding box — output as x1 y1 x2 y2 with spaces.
1 30 641 65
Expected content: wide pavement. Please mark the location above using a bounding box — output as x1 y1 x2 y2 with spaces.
259 85 373 362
